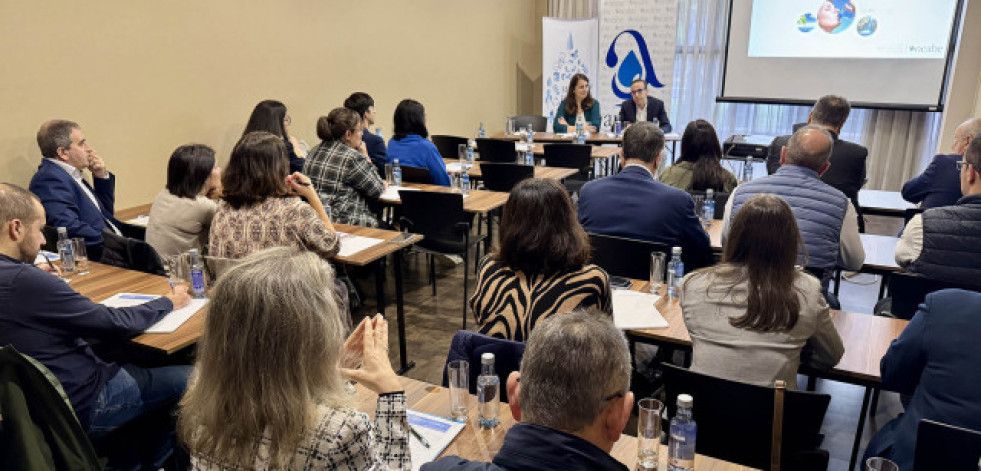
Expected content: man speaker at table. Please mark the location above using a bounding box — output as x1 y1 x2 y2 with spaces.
618 79 672 133
901 117 981 209
423 310 633 471
0 183 191 469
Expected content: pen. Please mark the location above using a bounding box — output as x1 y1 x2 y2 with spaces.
409 425 431 448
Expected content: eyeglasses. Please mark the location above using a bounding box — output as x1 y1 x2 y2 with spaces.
630 89 647 95
956 160 972 172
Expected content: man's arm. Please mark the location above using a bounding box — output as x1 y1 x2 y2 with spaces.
901 155 941 204
879 295 930 394
679 197 713 270
618 100 632 123
720 188 737 246
364 134 388 170
91 173 116 217
30 172 103 243
654 98 671 133
895 214 923 267
766 137 787 175
838 202 865 271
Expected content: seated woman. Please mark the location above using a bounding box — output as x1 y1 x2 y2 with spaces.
681 194 844 389
660 119 738 193
179 247 409 470
470 178 612 341
304 107 385 227
386 99 451 186
552 73 601 133
244 99 306 173
209 131 338 260
146 144 222 260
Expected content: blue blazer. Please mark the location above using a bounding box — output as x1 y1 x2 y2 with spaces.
618 96 672 133
864 289 981 470
577 165 712 269
362 130 388 175
901 153 962 209
28 159 117 247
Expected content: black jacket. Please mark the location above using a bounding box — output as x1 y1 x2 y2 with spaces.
618 96 672 133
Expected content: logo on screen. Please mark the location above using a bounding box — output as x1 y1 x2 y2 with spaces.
605 30 663 100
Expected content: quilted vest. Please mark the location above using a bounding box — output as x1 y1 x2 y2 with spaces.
908 194 981 283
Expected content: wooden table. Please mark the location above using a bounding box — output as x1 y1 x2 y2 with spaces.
442 159 579 181
491 130 682 145
379 183 509 215
858 190 915 217
356 376 756 470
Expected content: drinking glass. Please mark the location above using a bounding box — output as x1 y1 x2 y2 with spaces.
637 398 664 471
71 238 89 275
448 360 470 421
650 252 666 296
652 118 660 128
506 117 514 135
384 164 394 185
691 195 705 225
866 458 898 471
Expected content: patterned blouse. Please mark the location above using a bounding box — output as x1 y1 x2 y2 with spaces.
303 140 385 228
470 258 613 341
191 393 410 470
209 197 339 260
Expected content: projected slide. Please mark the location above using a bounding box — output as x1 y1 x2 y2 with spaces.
747 0 958 59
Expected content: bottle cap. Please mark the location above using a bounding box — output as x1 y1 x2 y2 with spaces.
188 248 200 256
677 393 693 408
57 227 68 235
481 352 495 364
671 246 682 254
706 189 713 196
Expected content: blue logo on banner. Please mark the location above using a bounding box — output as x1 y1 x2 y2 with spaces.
605 30 663 99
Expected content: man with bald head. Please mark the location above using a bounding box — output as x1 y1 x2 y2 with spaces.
902 117 981 209
725 125 865 288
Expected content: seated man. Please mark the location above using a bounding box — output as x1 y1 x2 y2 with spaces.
423 310 633 471
863 289 981 470
726 125 865 286
29 120 122 261
896 134 981 284
344 91 387 174
578 121 711 270
902 117 981 209
0 183 191 468
618 78 672 133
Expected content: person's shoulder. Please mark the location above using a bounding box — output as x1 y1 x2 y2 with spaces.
834 139 868 157
422 456 500 471
649 96 665 106
925 288 981 310
578 263 610 281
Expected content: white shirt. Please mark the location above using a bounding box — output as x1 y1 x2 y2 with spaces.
636 102 647 123
895 214 923 266
48 158 121 235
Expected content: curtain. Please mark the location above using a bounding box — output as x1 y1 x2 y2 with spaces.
548 0 597 18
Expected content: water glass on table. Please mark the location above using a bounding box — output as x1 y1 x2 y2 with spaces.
384 164 394 186
71 238 89 275
866 457 898 471
637 398 664 471
650 252 666 296
691 195 705 225
447 360 470 422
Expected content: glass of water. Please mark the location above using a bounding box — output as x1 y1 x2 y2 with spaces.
637 398 663 471
650 252 666 296
71 238 89 275
448 360 470 421
506 117 514 135
384 164 394 185
866 458 898 471
691 195 705 225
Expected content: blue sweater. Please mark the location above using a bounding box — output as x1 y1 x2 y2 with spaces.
386 134 451 186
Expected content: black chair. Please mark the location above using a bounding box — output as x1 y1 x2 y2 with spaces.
479 163 534 193
903 207 926 226
914 419 981 471
686 190 730 220
400 165 435 184
116 221 146 241
662 364 831 470
588 232 670 280
100 229 167 276
432 135 469 161
441 330 526 403
41 225 59 253
884 272 981 320
475 138 517 163
544 143 592 193
398 191 485 329
510 115 547 132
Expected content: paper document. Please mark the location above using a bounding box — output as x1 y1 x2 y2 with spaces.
444 162 475 174
34 251 59 264
126 215 150 227
612 290 668 330
100 293 208 333
336 232 385 258
514 143 533 152
380 186 421 201
407 409 466 471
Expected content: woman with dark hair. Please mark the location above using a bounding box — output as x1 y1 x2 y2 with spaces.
385 99 451 186
553 73 601 133
244 99 306 174
304 108 385 227
680 194 843 389
660 119 738 193
209 132 338 260
146 144 221 260
470 178 612 341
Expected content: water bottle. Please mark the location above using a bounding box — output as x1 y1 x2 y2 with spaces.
460 168 470 196
575 114 585 144
615 117 623 136
477 353 500 429
524 149 534 166
478 122 486 138
466 140 475 164
376 127 383 139
702 189 716 228
742 157 754 183
188 248 206 298
667 394 697 471
526 126 534 144
667 246 684 300
56 227 75 274
392 158 402 187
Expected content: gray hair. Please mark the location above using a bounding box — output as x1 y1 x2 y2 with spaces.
959 117 981 140
785 125 834 172
0 183 41 228
519 310 631 432
810 95 851 129
36 120 79 159
622 121 664 163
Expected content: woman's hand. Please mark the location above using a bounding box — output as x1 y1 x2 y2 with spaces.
339 314 402 394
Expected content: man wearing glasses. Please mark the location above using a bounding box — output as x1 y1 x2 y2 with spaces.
896 134 981 284
618 78 672 133
901 117 981 209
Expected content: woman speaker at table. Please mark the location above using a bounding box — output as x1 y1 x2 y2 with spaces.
552 73 601 134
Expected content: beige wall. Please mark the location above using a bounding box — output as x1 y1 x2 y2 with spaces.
937 0 981 152
0 1 545 208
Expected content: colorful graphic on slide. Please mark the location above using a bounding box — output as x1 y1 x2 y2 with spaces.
604 30 664 100
797 13 817 32
856 15 878 36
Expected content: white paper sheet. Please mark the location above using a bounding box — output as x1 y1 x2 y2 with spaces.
34 250 59 264
379 186 421 201
444 162 474 174
336 232 385 258
612 290 669 330
125 215 150 227
407 409 466 471
100 293 208 333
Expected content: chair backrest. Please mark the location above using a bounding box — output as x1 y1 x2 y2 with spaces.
888 273 981 320
510 115 547 132
41 225 59 253
661 363 830 470
588 232 670 280
687 190 731 220
543 143 592 178
432 135 469 161
904 207 926 226
100 229 167 276
914 419 981 471
441 330 526 403
398 191 469 251
479 163 534 193
400 165 435 184
476 138 517 163
116 221 146 241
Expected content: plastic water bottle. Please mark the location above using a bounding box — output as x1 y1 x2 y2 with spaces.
188 248 206 298
742 157 754 183
392 158 402 187
667 394 697 471
526 127 534 144
466 140 475 164
478 122 486 138
702 189 716 228
575 114 585 144
460 168 470 196
56 227 75 274
477 352 500 429
376 127 383 139
524 149 534 166
667 246 684 300
615 117 623 136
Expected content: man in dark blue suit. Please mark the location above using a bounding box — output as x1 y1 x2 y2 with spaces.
902 117 981 209
618 79 671 133
577 121 711 269
344 92 387 175
28 120 121 261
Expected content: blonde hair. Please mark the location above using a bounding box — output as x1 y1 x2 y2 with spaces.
179 247 350 468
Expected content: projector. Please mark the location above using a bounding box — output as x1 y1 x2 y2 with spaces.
723 134 775 159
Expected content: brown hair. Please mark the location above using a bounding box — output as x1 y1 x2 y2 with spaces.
221 132 290 209
316 107 361 142
679 119 729 192
36 120 79 159
564 73 595 116
495 178 590 275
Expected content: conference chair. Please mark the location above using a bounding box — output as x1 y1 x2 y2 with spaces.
441 330 525 403
662 364 831 471
100 229 167 276
587 232 670 280
475 138 517 163
432 135 468 161
41 225 59 253
510 115 547 133
686 190 730 220
478 163 534 193
398 191 485 329
399 165 435 185
881 272 981 320
913 419 981 471
543 143 592 193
